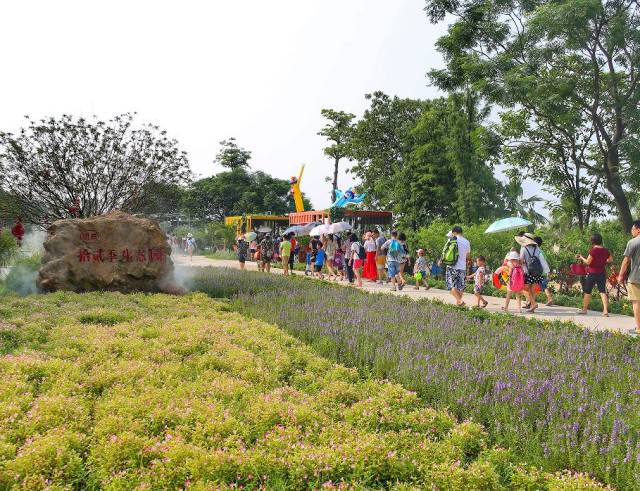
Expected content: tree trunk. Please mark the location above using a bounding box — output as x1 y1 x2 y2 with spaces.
332 156 339 203
604 151 633 231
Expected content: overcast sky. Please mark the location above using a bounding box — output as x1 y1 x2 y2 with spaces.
1 0 548 213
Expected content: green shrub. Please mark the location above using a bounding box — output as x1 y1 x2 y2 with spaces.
0 291 606 489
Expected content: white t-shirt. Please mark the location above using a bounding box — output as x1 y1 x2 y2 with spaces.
364 239 377 252
454 235 470 270
351 242 361 259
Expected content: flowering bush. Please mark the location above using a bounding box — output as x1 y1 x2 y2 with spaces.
190 267 638 489
0 291 605 489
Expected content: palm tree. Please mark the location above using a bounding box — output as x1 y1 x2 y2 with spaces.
503 177 548 226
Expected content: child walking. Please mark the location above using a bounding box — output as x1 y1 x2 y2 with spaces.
413 249 431 290
314 243 327 280
304 243 313 276
467 256 489 308
500 251 524 313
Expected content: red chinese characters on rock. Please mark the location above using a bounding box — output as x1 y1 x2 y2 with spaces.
80 230 98 242
77 247 165 263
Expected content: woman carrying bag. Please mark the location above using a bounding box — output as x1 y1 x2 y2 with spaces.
516 232 550 313
576 233 613 317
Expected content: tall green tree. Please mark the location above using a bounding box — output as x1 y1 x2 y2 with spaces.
214 138 252 170
349 91 502 228
499 107 608 229
0 114 190 223
183 168 311 221
318 109 355 203
425 0 640 231
349 92 428 211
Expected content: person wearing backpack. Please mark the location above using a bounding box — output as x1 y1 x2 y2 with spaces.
349 232 365 287
382 230 407 291
443 226 471 307
516 232 550 313
500 250 525 313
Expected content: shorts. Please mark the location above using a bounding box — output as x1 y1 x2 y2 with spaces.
353 258 364 269
628 282 640 301
583 272 607 294
238 254 247 263
376 255 386 267
538 277 548 290
314 264 323 272
387 261 400 278
263 256 272 264
249 248 256 254
445 267 466 291
524 273 543 285
474 284 484 294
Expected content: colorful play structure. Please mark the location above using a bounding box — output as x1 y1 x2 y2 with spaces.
225 165 392 235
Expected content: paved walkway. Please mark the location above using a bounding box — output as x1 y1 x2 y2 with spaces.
175 255 637 335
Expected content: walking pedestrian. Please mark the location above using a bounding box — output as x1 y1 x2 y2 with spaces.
413 249 431 290
288 233 297 275
468 255 489 308
344 233 355 283
259 233 274 273
382 231 406 291
362 231 378 281
576 233 613 316
314 242 327 280
516 232 549 313
399 233 410 277
501 251 525 313
185 233 197 262
323 234 337 281
534 237 555 307
618 220 640 334
280 233 292 276
350 232 365 287
443 226 471 307
236 234 248 269
374 229 387 284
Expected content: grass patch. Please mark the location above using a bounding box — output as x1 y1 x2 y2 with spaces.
0 291 605 489
189 267 638 489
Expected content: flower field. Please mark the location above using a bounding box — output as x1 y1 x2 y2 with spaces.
189 267 640 490
0 291 605 489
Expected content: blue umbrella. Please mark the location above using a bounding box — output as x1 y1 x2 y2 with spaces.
485 217 532 234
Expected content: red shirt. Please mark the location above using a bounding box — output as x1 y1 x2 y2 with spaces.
588 247 610 274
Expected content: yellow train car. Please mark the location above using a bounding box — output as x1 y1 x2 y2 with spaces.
224 214 290 236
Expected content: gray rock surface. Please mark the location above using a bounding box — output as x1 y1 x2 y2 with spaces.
38 211 176 293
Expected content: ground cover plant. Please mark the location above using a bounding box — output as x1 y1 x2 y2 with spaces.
190 267 640 489
0 291 605 489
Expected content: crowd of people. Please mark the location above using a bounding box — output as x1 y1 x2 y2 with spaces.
230 220 640 334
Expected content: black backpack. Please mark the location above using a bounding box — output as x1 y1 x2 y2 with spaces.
524 247 543 276
357 243 366 260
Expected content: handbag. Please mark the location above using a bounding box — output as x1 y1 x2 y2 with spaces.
570 263 587 276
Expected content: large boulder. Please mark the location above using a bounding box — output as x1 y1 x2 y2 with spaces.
38 211 176 293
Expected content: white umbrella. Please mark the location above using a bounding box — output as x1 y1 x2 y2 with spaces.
308 224 331 236
244 232 257 241
257 226 272 233
329 221 352 233
283 225 309 236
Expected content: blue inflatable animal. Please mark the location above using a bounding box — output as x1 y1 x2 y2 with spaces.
331 188 366 208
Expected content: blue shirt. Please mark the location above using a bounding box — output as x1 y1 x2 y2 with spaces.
315 249 326 266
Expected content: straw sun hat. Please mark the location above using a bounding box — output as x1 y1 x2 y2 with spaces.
514 232 537 247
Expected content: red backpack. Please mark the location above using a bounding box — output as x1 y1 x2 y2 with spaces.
510 265 525 292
